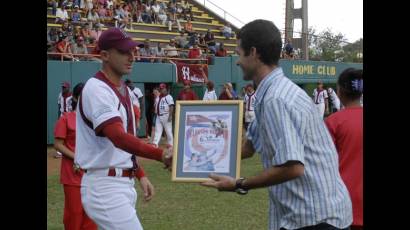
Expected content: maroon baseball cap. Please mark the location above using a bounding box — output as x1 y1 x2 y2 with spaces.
159 83 167 89
98 28 139 52
62 82 70 88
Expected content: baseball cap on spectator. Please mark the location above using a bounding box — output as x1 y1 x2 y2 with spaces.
62 82 70 88
98 28 140 53
159 83 167 89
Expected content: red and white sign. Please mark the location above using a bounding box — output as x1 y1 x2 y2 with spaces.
176 62 208 84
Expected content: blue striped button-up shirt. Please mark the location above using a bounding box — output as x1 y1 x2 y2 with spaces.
247 67 352 230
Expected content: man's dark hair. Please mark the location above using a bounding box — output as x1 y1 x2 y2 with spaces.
72 82 85 110
237 19 282 65
337 68 363 100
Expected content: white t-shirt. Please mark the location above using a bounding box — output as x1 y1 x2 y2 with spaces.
75 76 136 169
129 87 143 108
202 89 217 101
156 95 174 115
151 4 161 13
165 45 178 57
312 88 328 104
56 9 69 20
327 88 341 110
244 92 256 111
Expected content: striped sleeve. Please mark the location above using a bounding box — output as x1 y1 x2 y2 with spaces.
263 98 305 166
246 120 262 153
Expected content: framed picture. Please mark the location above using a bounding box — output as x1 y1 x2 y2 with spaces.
172 100 243 182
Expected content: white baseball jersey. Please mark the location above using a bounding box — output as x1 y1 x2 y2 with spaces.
156 94 174 115
58 92 73 115
202 89 217 101
244 92 256 111
327 88 341 110
129 87 143 108
312 88 328 104
75 72 136 170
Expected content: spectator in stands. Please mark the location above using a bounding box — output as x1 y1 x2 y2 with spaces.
71 5 83 25
220 23 233 39
159 1 167 11
56 6 70 24
204 29 216 53
141 3 152 24
48 27 59 52
106 4 114 21
215 42 227 57
107 0 114 8
72 36 89 61
165 39 179 58
184 18 194 35
97 4 108 23
72 26 82 41
139 39 155 62
114 4 125 28
55 34 75 61
203 80 217 101
87 7 101 28
177 80 198 100
157 8 167 25
152 42 165 63
48 0 58 15
167 2 181 32
188 32 199 48
123 4 133 29
81 23 93 44
188 41 202 60
90 24 103 42
89 43 102 62
198 33 207 50
85 0 93 16
61 21 74 42
151 0 161 24
218 82 238 100
174 31 189 49
284 38 294 59
98 0 107 7
180 0 193 21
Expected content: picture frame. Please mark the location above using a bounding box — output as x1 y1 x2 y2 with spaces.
171 100 243 182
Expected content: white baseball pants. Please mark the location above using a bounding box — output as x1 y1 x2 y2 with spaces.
152 113 173 146
81 171 143 230
315 103 325 118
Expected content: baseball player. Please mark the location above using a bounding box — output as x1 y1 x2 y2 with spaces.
243 84 256 130
125 79 144 131
152 83 174 148
312 81 329 118
58 81 73 117
74 28 172 230
54 83 97 230
327 87 341 112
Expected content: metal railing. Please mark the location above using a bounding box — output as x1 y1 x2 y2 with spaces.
47 52 209 63
194 0 245 28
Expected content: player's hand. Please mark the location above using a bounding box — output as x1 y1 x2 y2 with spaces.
200 173 236 192
162 147 173 171
139 176 155 202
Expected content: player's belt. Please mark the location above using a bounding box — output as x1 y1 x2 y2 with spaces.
84 168 136 178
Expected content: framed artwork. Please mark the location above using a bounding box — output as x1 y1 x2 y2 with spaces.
172 100 243 182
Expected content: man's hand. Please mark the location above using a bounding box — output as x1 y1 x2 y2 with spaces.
200 173 236 192
139 176 154 202
162 146 173 170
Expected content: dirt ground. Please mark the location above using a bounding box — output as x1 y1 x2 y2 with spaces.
47 137 168 176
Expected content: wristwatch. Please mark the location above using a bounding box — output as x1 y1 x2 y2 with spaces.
235 177 248 195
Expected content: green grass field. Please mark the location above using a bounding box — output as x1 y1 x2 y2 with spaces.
47 155 268 230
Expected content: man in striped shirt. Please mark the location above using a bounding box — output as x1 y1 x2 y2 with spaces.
201 19 352 230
